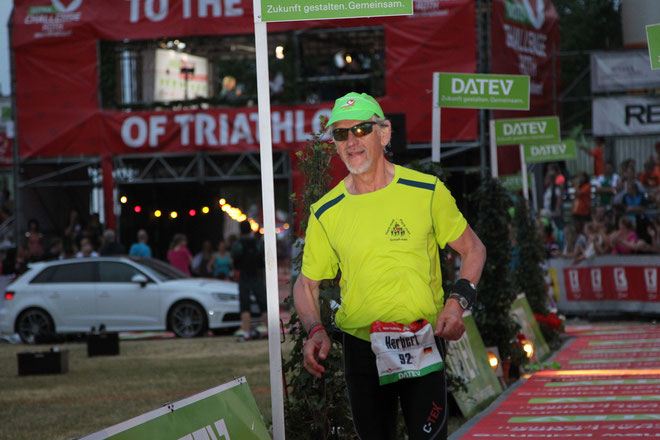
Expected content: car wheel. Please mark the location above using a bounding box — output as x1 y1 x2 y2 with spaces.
169 301 206 338
16 308 55 344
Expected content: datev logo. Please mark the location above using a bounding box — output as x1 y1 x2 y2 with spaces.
568 269 580 296
504 0 545 30
178 418 231 440
614 267 628 291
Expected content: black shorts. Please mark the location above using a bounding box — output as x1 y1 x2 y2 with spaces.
342 332 448 440
238 277 266 314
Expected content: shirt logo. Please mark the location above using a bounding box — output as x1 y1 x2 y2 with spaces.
386 219 410 241
341 99 355 108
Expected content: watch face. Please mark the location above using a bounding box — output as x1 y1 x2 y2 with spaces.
458 296 469 310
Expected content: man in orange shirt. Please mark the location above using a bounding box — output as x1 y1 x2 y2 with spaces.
580 137 605 177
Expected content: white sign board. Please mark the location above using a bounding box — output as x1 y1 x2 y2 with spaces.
592 95 660 136
590 50 660 93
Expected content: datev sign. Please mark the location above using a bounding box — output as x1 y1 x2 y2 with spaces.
494 116 560 145
647 23 660 70
437 73 530 110
523 139 577 163
258 0 413 22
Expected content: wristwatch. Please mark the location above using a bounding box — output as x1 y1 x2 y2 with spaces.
447 293 470 311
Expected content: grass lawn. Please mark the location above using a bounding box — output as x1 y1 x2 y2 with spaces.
0 335 466 439
0 335 282 440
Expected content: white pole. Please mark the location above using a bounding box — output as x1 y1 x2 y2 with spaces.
253 3 286 438
519 144 529 200
530 169 538 211
489 119 498 178
432 72 441 163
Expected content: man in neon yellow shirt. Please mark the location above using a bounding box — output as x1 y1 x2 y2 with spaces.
293 92 486 439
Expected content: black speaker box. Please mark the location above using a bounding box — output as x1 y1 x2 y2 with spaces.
87 332 120 357
17 350 69 376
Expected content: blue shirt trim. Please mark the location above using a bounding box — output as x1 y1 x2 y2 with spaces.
397 178 435 191
314 194 345 219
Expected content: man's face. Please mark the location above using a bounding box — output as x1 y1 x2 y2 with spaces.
333 118 390 175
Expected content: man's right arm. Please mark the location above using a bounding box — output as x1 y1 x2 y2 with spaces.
293 273 331 378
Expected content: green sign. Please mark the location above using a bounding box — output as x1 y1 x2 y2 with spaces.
510 294 550 362
499 173 531 192
446 312 503 418
437 72 530 110
647 23 660 70
258 0 413 22
80 378 270 440
494 116 560 146
523 139 577 163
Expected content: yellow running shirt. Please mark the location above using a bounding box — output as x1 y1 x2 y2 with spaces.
301 165 467 341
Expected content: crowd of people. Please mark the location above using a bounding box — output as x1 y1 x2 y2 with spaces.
541 139 660 262
0 207 249 282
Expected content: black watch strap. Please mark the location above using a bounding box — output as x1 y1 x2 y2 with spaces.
450 278 477 309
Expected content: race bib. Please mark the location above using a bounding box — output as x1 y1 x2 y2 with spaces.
370 320 444 386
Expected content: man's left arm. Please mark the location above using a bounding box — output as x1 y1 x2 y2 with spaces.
434 225 486 340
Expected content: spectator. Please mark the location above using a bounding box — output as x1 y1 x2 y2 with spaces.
579 136 605 177
594 162 619 208
191 240 214 277
76 238 99 257
610 217 643 254
84 213 104 250
619 178 648 220
543 172 563 230
129 229 152 258
99 229 125 256
0 189 13 223
640 159 660 190
41 237 63 261
571 172 591 233
64 209 84 247
24 218 44 261
167 233 192 275
572 223 598 265
543 224 561 259
646 216 660 253
209 240 232 280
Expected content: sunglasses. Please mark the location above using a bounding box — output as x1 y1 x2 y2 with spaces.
331 121 377 142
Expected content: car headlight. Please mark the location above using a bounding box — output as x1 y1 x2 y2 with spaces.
212 293 237 301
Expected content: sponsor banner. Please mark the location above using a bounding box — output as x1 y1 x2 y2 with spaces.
258 0 413 22
436 72 529 110
499 173 531 192
80 377 270 440
548 255 660 316
510 293 550 362
446 312 503 419
494 116 560 145
648 24 660 70
522 139 576 163
12 0 478 158
593 95 660 136
591 50 660 92
490 0 561 176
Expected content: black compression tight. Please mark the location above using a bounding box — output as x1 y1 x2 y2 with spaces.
342 332 448 440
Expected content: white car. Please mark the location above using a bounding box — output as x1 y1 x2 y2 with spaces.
0 257 241 343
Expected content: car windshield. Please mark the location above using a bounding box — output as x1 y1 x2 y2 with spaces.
128 257 189 281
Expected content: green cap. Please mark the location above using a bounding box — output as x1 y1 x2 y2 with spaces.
326 92 384 126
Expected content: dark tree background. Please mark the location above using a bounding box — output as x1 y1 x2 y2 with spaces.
554 0 622 134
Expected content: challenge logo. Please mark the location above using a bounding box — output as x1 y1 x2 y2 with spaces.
567 269 580 295
386 219 410 241
25 0 83 39
341 99 356 109
504 0 545 30
645 268 658 298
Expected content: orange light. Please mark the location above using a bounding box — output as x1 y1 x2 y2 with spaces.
170 211 178 219
120 196 128 204
201 206 210 214
487 352 499 370
154 210 162 218
219 198 226 206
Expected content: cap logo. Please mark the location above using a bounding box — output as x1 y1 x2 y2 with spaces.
341 99 356 109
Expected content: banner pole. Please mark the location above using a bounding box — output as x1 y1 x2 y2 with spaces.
253 3 286 438
432 72 441 163
519 144 529 200
489 119 498 178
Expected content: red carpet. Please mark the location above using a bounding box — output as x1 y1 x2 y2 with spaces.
456 322 660 439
